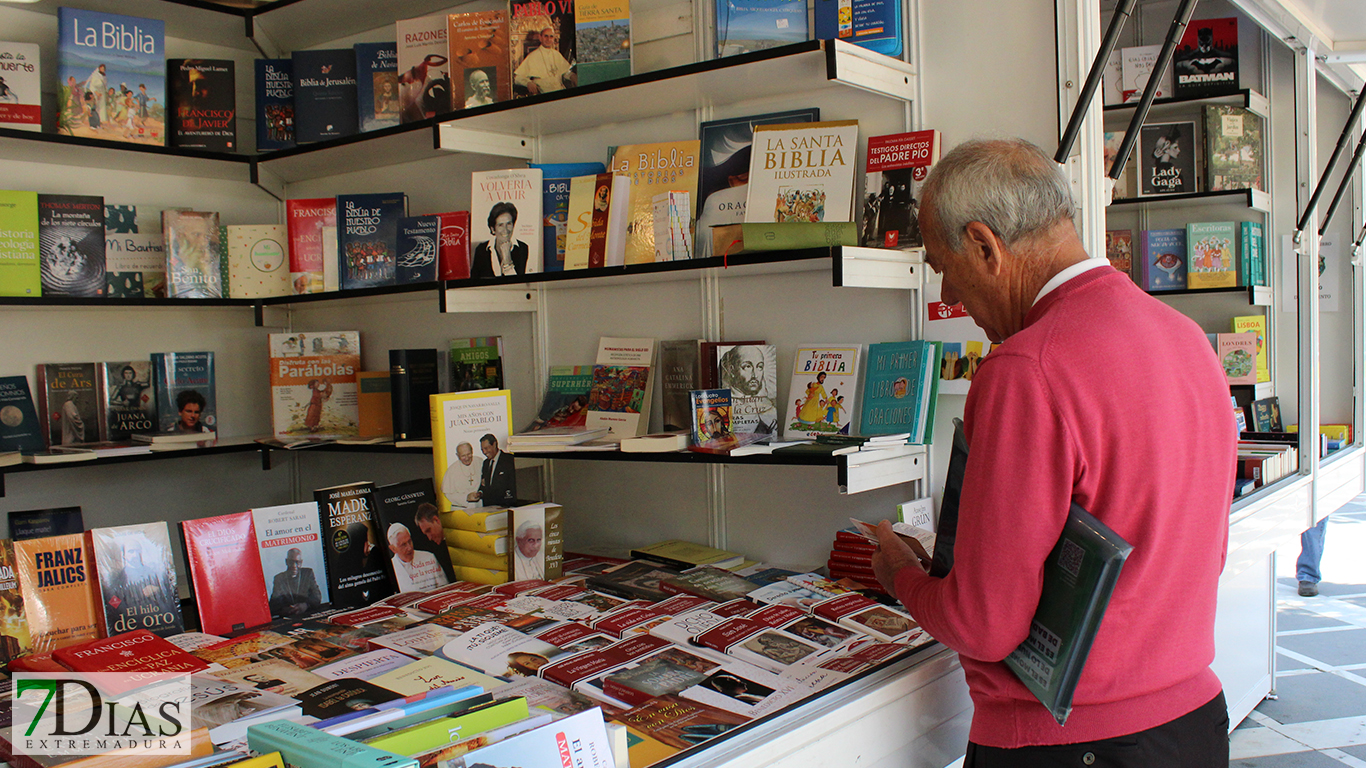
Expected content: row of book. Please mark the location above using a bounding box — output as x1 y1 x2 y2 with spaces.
1104 221 1265 292
1102 105 1264 200
1101 18 1241 106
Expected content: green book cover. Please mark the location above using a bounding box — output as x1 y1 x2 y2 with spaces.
1241 221 1264 287
0 191 40 297
921 341 943 444
450 336 504 391
364 697 529 756
740 221 859 251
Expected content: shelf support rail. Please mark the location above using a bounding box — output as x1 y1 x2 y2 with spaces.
1296 89 1366 240
1054 0 1137 163
1316 114 1366 237
1107 0 1201 182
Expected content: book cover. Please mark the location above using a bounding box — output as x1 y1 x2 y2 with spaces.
586 336 655 437
813 0 902 56
563 172 608 269
1120 44 1172 102
10 507 83 540
0 42 40 131
1241 221 1265 287
443 506 509 533
585 561 680 601
1204 105 1262 192
226 224 289 298
1251 397 1282 432
783 344 861 440
268 331 360 438
0 189 40 297
88 522 184 637
1216 332 1257 385
54 630 209 679
390 348 440 442
457 708 614 768
367 654 501 695
337 192 407 290
507 503 563 581
434 211 471 280
450 336 505 391
608 142 700 264
860 340 935 441
715 0 807 57
37 362 103 446
180 511 272 635
511 0 577 96
746 121 859 227
1138 122 1197 196
14 533 101 652
168 58 236 151
861 130 939 249
215 657 327 697
576 0 631 85
0 375 46 453
532 162 605 271
613 694 748 749
286 197 336 294
0 539 30 664
1139 228 1186 291
315 481 394 608
291 49 359 143
659 340 703 432
716 343 778 435
38 193 105 297
150 351 216 435
395 13 452 122
470 168 543 276
396 215 440 284
1101 131 1135 200
163 209 224 298
526 365 593 432
295 678 401 718
449 11 511 109
255 58 295 151
354 42 399 132
56 8 165 146
1186 221 1236 289
105 203 166 298
1104 230 1132 276
376 478 456 590
251 502 331 616
100 360 156 440
1173 17 1238 99
432 389 516 510
356 371 394 439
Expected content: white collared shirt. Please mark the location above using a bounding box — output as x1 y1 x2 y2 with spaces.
1032 257 1111 308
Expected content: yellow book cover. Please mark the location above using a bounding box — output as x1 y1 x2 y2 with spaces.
431 390 515 512
453 565 508 585
445 528 508 555
608 141 700 264
0 539 32 664
369 654 502 695
1230 315 1269 383
226 752 285 768
226 224 289 299
448 546 506 571
563 174 597 270
618 724 679 768
441 505 509 532
745 120 860 224
14 533 101 652
356 371 393 439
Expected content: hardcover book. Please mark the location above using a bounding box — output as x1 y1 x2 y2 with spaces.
506 502 563 581
0 539 30 664
526 365 593 432
608 142 700 264
286 197 336 294
396 215 440 284
251 502 331 616
225 224 289 298
1104 229 1133 276
1204 105 1262 192
376 477 456 590
614 694 748 749
563 173 613 269
38 194 106 297
691 388 731 444
783 344 861 440
449 11 511 109
660 340 703 432
10 507 83 540
860 340 938 442
168 58 236 151
255 58 295 151
450 336 505 390
1214 332 1257 385
0 42 40 131
56 8 166 146
532 162 606 271
0 190 39 297
586 337 656 437
861 130 939 249
435 211 471 280
813 0 902 55
151 351 216 435
100 360 156 440
715 0 807 57
576 0 632 85
395 13 452 122
716 343 778 435
180 511 272 635
1186 221 1237 290
14 533 101 652
268 331 360 438
390 348 440 442
470 168 543 276
54 630 209 679
1173 17 1238 99
511 0 577 97
746 121 858 225
1120 44 1172 102
1241 221 1265 287
431 389 515 510
105 203 166 298
291 49 359 143
163 210 225 298
1138 122 1197 196
0 375 46 454
337 192 407 290
354 42 399 132
315 481 394 608
37 363 103 446
88 522 183 637
1139 228 1186 291
356 370 393 439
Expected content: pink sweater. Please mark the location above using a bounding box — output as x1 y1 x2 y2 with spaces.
897 267 1235 747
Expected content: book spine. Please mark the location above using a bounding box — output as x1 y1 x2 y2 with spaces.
390 351 413 441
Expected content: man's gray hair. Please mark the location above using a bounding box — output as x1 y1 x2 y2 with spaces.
920 138 1077 252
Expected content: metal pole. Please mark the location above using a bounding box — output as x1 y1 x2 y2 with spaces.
1109 0 1200 179
1319 129 1366 236
1298 89 1366 235
1055 0 1137 163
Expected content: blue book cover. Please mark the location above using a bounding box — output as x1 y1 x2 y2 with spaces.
0 375 45 453
150 351 215 435
531 162 606 272
292 49 358 143
860 341 927 439
814 0 902 56
255 58 295 151
1141 228 1187 291
56 8 166 146
691 388 732 444
715 0 808 58
396 215 440 284
337 193 407 290
354 42 399 133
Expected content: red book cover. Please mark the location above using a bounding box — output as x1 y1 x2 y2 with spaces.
812 593 878 622
593 607 665 638
833 530 876 548
328 605 408 626
286 197 336 294
652 595 712 615
829 548 874 565
863 129 940 248
586 174 612 269
180 512 271 636
377 591 430 608
9 652 65 672
694 617 766 652
748 604 806 628
460 594 511 610
492 579 553 596
535 622 600 648
414 591 480 615
54 630 209 674
827 564 877 583
434 211 471 280
540 649 621 687
529 584 586 601
712 598 760 618
608 634 670 661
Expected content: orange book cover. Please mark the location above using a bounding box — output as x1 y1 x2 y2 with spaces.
356 370 393 439
268 331 361 438
14 533 101 652
448 11 510 108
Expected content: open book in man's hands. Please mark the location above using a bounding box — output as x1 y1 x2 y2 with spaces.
848 517 936 570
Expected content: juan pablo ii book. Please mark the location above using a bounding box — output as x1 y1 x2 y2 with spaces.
168 58 236 151
291 49 359 143
56 8 166 146
269 331 360 438
354 42 399 132
337 192 408 290
746 121 859 224
314 481 394 608
0 190 40 297
431 389 515 511
38 193 105 297
0 42 41 131
87 521 184 637
180 511 272 635
255 58 295 151
151 351 216 435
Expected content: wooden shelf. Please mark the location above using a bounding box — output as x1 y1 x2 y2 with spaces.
1103 88 1270 121
1108 188 1271 213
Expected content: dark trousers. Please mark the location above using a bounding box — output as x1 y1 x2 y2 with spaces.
964 692 1229 768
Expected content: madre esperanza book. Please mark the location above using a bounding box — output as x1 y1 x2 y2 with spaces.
269 331 361 438
315 481 394 608
746 121 859 224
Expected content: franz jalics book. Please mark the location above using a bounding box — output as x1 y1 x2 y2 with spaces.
337 192 408 290
1172 17 1238 99
38 194 106 297
1138 122 1197 196
609 142 700 265
0 539 31 664
314 481 394 607
87 522 184 637
291 49 359 143
396 215 440 284
151 351 216 435
180 510 273 635
395 14 452 122
1139 228 1186 291
431 389 515 511
100 360 156 440
269 331 361 438
225 224 289 299
469 169 543 277
105 203 166 298
354 42 399 133
716 343 778 435
252 502 331 616
168 58 236 151
1203 105 1263 192
255 58 295 150
576 0 631 85
0 41 41 131
861 129 939 249
0 375 46 454
390 348 440 442
14 533 101 652
0 190 40 297
510 0 577 97
448 11 511 109
37 363 103 446
1186 221 1237 290
56 8 166 146
286 197 337 294
163 209 225 298
374 478 456 590
783 344 861 440
746 121 859 224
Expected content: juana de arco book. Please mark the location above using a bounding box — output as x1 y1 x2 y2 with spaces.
87 522 184 637
0 42 41 131
0 375 45 454
395 13 452 122
100 360 156 441
226 224 290 299
314 481 395 608
1138 121 1197 196
163 209 225 298
55 8 166 146
37 362 104 446
167 58 236 151
10 507 84 541
575 0 632 85
268 330 361 438
783 344 862 440
746 121 859 225
716 343 778 435
861 130 940 249
813 0 902 56
526 365 593 431
389 348 440 442
714 0 807 58
375 478 456 590
1173 17 1238 99
336 192 408 290
0 539 31 664
251 501 331 617
286 197 337 295
1203 105 1263 192
469 168 544 277
608 142 700 265
435 211 471 280
448 11 511 109
396 215 440 285
291 49 359 144
690 388 731 444
150 351 216 435
430 389 515 512
531 162 606 272
1185 221 1237 290
450 336 505 391
38 193 105 298
180 511 272 635
1104 229 1133 277
586 336 656 437
255 58 295 151
14 533 101 652
0 190 40 297
511 0 577 97
354 42 399 133
659 340 703 432
105 203 167 299
1139 228 1186 291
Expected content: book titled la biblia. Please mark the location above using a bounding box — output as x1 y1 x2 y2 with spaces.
269 331 361 438
746 121 859 224
608 141 700 264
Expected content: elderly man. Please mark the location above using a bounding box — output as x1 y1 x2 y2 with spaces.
872 139 1234 767
269 547 322 617
387 523 444 592
512 520 545 580
442 441 481 507
514 24 576 95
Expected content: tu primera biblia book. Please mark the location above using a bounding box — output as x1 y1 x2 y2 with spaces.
745 121 859 225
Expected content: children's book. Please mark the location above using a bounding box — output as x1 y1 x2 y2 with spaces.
783 344 861 440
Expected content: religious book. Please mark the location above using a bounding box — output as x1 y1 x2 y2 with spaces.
782 344 861 440
586 336 656 437
813 0 902 55
150 351 216 435
716 343 778 436
608 141 700 264
0 375 47 454
714 0 807 57
314 481 394 608
53 630 209 681
225 224 290 298
337 192 408 290
434 211 471 280
14 533 101 652
1138 122 1197 196
390 348 440 443
1139 228 1187 291
105 203 167 298
167 58 236 151
268 331 361 438
181 511 272 635
450 336 505 391
1173 17 1239 99
861 129 939 249
286 198 336 295
532 162 605 271
376 478 456 591
448 11 511 109
575 0 632 85
354 371 394 440
38 193 106 297
354 42 399 132
745 121 859 224
526 365 593 432
163 209 225 298
659 340 703 432
0 190 40 297
860 340 940 443
395 13 452 122
37 362 104 446
87 522 183 638
1104 229 1133 277
0 538 31 664
1203 105 1263 192
431 389 516 510
255 58 295 151
55 8 166 146
291 49 359 143
470 168 544 277
251 501 332 617
511 0 577 97
368 654 502 695
1186 221 1237 290
396 215 441 284
0 41 40 131
690 388 731 444
506 502 564 582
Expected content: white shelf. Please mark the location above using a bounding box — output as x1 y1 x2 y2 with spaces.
1103 88 1270 122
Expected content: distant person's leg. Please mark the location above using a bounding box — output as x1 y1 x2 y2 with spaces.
1298 516 1329 597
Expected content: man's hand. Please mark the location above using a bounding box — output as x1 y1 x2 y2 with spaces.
872 519 927 594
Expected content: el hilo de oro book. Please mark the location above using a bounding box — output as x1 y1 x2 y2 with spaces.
88 522 184 637
269 331 361 438
745 121 859 224
608 141 700 265
56 8 166 146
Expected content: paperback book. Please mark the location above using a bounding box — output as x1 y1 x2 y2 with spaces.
396 215 440 284
783 344 861 440
0 539 30 664
715 0 807 57
576 0 632 85
511 0 577 96
1232 315 1269 384
608 142 700 264
252 502 331 616
37 363 103 446
585 337 656 437
1138 122 1197 196
716 343 778 435
15 533 101 652
389 348 440 442
105 203 166 298
1173 17 1238 99
56 8 165 146
1204 105 1262 192
861 130 939 249
1213 332 1257 385
746 121 859 224
431 389 516 510
286 197 336 294
356 370 393 440
9 507 83 540
255 58 295 151
526 365 593 431
449 11 511 109
180 511 272 634
507 503 564 581
813 0 903 56
0 42 40 131
470 169 543 276
395 13 452 121
1186 221 1236 290
1120 44 1172 102
0 190 39 297
100 360 156 440
163 210 225 298
532 162 606 271
1139 228 1187 291
87 522 184 637
1104 229 1133 276
150 351 216 435
292 49 358 143
450 336 505 390
38 194 106 297
268 331 360 438
337 192 407 290
0 375 47 454
435 211 471 280
354 42 399 132
375 477 456 590
564 172 624 269
1241 221 1265 287
860 340 939 442
225 224 289 298
315 481 394 607
168 58 236 151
